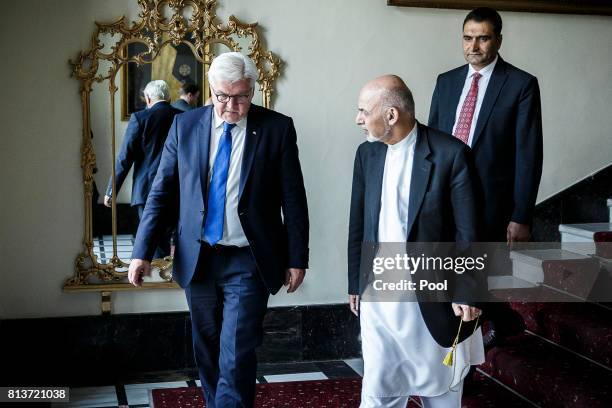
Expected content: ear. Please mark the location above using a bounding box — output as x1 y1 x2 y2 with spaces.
387 107 399 126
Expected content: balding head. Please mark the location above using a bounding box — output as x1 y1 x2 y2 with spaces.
356 75 416 144
361 75 415 116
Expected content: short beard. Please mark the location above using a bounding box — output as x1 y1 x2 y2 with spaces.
379 116 393 143
365 119 393 144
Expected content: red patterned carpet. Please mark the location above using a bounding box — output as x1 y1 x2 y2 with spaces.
151 378 362 408
150 375 536 407
151 378 422 408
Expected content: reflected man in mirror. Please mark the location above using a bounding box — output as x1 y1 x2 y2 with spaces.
129 52 309 408
104 80 182 258
172 82 200 112
428 7 543 347
348 75 484 407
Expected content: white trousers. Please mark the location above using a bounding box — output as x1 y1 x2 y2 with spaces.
359 380 464 408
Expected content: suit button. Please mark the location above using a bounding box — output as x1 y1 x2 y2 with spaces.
239 211 245 216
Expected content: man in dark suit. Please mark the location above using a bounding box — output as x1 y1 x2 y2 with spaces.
128 52 309 408
349 75 483 407
171 82 200 112
105 80 181 258
428 7 543 346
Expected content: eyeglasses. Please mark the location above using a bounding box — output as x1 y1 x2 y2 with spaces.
210 86 252 104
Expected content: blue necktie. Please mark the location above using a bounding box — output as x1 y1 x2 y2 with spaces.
203 122 236 245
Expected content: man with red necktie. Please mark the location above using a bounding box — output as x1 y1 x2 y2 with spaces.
429 7 543 347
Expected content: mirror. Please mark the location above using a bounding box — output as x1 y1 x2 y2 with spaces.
122 34 208 120
90 78 114 267
65 0 282 305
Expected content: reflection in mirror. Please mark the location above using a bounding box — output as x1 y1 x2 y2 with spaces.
110 68 181 280
90 67 116 266
159 40 205 111
91 82 138 269
108 67 138 270
123 36 206 119
68 0 282 294
115 41 208 272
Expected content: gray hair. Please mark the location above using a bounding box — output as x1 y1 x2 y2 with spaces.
143 80 170 101
208 52 258 89
380 86 415 116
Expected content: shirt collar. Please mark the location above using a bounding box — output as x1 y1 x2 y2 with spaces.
468 54 498 79
388 121 418 151
213 107 247 130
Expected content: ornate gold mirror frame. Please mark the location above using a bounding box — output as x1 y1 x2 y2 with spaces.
65 0 282 313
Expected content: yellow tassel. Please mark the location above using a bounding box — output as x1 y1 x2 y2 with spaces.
442 317 464 367
443 349 455 366
442 316 480 367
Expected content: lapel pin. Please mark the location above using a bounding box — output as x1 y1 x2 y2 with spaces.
252 131 256 135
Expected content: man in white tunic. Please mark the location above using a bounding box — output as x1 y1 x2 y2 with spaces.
348 76 485 407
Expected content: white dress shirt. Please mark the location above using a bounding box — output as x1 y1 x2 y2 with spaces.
378 123 417 243
452 56 498 146
208 109 249 247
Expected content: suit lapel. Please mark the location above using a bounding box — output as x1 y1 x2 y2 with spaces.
369 142 387 242
406 124 432 238
239 105 262 200
447 66 468 133
198 107 213 207
471 57 508 148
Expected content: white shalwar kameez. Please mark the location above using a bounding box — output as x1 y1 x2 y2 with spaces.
360 126 485 408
